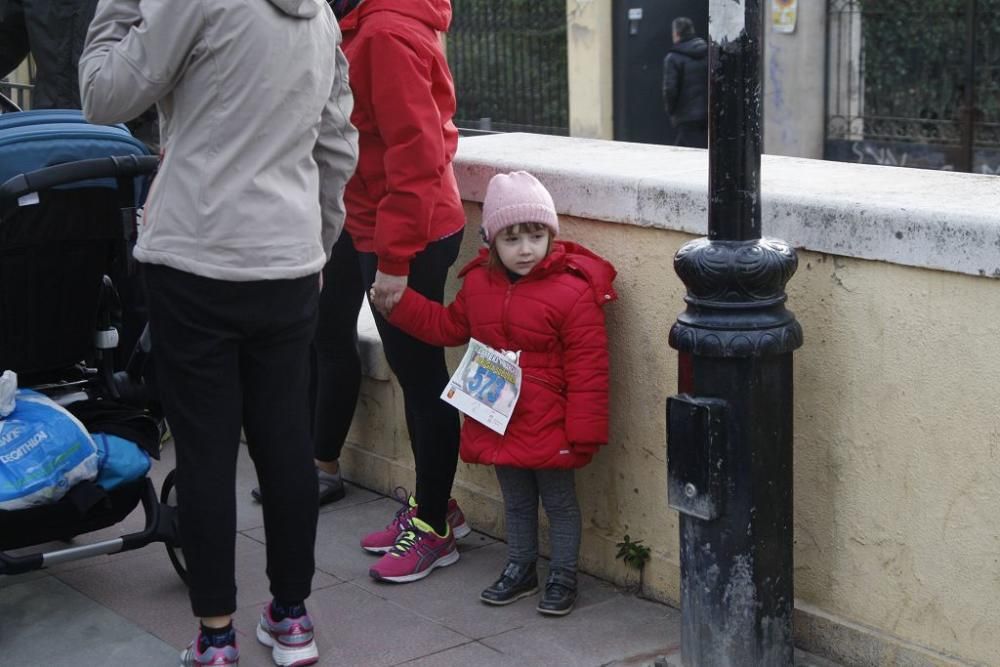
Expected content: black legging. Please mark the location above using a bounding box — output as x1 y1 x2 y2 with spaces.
313 230 463 534
312 233 365 460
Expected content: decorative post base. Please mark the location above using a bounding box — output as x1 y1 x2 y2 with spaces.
667 236 803 666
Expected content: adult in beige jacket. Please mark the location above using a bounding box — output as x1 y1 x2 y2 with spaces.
79 0 358 665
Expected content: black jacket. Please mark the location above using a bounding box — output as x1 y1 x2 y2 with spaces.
662 36 709 126
0 0 99 109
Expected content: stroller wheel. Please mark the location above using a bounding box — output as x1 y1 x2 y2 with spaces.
160 469 189 585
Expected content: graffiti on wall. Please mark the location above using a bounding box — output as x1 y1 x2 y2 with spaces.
826 139 1000 175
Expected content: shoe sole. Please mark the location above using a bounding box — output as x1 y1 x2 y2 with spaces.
536 602 576 616
178 646 239 667
361 519 472 555
256 624 319 667
362 543 394 554
452 520 471 540
480 585 539 606
369 548 460 583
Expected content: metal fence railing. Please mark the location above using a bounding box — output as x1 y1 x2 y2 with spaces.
825 0 1000 174
0 81 33 112
448 0 569 136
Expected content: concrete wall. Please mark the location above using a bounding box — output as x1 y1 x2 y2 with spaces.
764 1 827 159
342 134 1000 666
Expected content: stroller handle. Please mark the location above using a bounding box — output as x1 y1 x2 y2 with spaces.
0 154 160 204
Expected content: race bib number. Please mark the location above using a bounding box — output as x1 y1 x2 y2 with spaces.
441 338 521 435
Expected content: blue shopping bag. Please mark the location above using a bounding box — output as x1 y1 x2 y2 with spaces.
93 433 151 490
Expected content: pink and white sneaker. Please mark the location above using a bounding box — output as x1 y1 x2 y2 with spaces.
368 517 460 583
360 490 470 554
256 603 318 666
179 631 239 666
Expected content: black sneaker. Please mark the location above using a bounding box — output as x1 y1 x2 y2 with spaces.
537 569 577 616
316 469 346 504
251 468 345 506
480 561 539 606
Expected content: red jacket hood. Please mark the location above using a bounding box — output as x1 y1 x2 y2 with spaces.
460 241 618 305
339 0 452 33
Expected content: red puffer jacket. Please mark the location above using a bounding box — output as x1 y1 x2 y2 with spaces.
339 0 466 276
388 242 618 469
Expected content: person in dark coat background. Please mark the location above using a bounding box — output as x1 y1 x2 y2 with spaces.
662 16 709 148
0 0 157 147
0 0 98 109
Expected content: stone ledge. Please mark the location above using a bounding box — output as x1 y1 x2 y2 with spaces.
454 133 1000 279
357 299 389 381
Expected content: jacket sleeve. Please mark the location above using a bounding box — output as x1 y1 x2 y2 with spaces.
78 0 203 125
388 286 471 348
662 54 681 116
0 0 29 79
315 39 359 261
367 32 449 276
560 287 610 449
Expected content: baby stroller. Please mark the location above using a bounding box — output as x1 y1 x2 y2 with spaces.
0 106 187 583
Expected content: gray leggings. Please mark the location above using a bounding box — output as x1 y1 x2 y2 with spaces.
494 466 581 573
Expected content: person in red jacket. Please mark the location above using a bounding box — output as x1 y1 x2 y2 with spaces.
312 0 470 583
376 171 617 614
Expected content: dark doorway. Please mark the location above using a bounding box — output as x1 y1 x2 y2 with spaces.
613 0 708 145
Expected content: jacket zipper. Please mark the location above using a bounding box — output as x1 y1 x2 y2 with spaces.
501 281 515 343
492 280 516 459
524 374 566 395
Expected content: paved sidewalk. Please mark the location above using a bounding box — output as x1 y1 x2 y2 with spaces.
0 441 837 666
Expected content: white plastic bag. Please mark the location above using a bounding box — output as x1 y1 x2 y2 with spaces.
0 370 15 418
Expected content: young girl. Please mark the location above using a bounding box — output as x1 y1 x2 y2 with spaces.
377 171 616 615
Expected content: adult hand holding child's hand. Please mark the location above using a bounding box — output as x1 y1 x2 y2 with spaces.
370 270 407 316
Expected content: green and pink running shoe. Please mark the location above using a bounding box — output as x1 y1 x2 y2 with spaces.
256 602 319 666
368 517 460 583
360 489 470 554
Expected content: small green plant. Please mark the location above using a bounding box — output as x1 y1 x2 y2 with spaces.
615 534 651 595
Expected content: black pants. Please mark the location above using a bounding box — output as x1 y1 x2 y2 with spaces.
312 233 366 462
313 230 463 533
144 264 319 618
674 120 708 148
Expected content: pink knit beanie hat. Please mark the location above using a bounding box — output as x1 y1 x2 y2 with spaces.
481 171 559 244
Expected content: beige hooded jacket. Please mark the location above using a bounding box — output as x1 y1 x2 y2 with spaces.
79 0 358 281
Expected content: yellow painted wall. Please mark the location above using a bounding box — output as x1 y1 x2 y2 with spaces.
343 207 1000 666
566 0 614 139
789 253 1000 665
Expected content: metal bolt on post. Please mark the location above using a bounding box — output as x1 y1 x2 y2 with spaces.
666 1 803 665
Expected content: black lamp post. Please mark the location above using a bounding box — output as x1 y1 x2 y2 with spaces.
666 1 802 664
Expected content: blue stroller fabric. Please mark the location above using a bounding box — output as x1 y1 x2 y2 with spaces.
0 389 100 510
0 111 155 374
0 114 150 191
0 109 129 133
